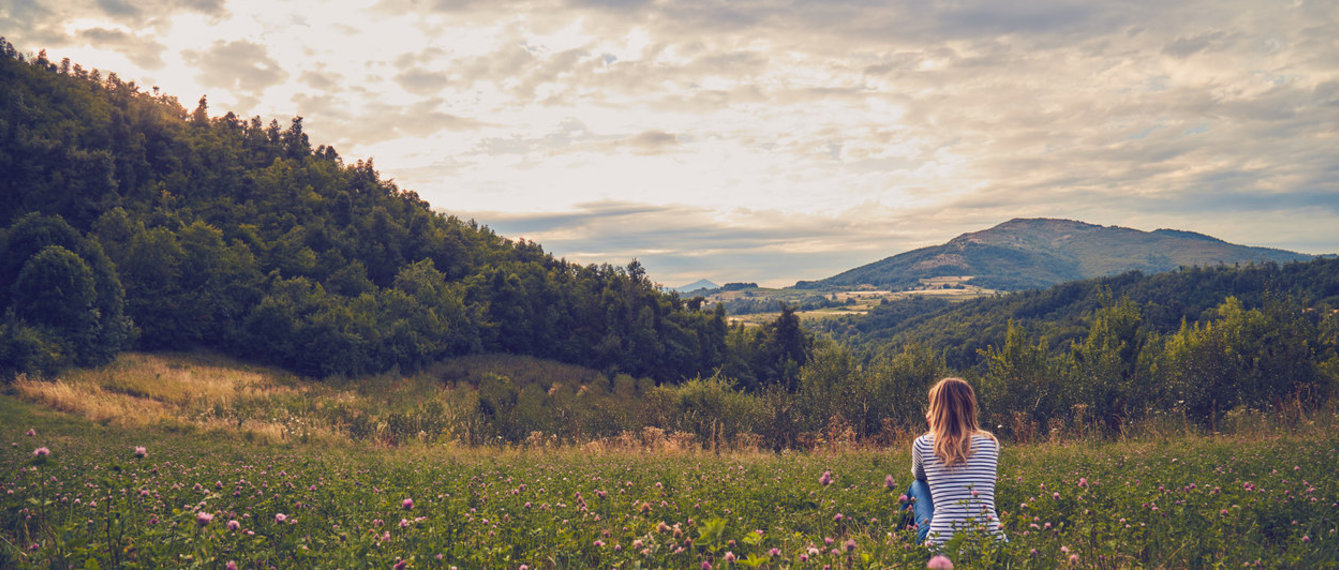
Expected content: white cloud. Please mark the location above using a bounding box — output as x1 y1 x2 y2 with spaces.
2 0 1336 287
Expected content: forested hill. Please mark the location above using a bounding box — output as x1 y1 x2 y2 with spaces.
813 257 1339 368
0 41 751 382
800 218 1313 291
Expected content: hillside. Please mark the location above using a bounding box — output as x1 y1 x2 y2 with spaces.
799 218 1314 291
0 41 734 382
812 256 1339 368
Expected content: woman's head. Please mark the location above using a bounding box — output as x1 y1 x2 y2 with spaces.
926 377 989 467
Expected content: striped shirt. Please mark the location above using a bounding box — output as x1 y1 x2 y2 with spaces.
912 433 1006 544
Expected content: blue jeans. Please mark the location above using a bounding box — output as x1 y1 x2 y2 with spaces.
904 479 934 543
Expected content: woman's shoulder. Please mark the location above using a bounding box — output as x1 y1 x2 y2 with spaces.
972 431 1001 451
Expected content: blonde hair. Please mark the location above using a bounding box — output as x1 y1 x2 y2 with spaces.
926 377 995 467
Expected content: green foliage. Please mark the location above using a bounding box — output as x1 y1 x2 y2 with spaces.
0 40 738 384
978 320 1062 439
823 257 1339 370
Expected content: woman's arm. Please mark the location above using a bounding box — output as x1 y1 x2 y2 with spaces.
911 437 927 481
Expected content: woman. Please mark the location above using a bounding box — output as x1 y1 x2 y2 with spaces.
904 377 1006 545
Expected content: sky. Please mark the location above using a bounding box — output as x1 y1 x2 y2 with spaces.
2 0 1337 288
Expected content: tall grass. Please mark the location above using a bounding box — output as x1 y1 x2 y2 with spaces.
12 351 1337 452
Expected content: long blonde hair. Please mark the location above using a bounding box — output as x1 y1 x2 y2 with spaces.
926 377 994 467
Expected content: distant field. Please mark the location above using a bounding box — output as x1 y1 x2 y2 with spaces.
721 278 997 325
4 376 1338 568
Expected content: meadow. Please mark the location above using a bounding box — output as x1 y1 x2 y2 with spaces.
3 387 1337 569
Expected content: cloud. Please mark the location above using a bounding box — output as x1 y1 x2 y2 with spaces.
620 130 679 154
183 39 288 94
457 200 947 286
75 27 166 68
0 0 226 47
6 0 1337 286
1162 30 1232 58
394 66 452 95
295 94 493 148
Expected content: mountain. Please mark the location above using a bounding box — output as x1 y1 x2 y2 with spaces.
671 279 720 294
798 218 1314 291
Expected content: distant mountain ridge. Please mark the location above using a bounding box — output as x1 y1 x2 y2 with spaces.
799 218 1314 291
670 279 720 294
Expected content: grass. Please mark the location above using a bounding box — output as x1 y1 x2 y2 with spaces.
4 353 1338 567
2 392 1337 568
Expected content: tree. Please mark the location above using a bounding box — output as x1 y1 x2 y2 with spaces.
979 319 1060 439
1066 293 1153 433
10 245 98 365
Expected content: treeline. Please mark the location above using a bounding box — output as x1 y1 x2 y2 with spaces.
0 41 818 384
434 291 1337 449
813 258 1339 368
720 294 845 315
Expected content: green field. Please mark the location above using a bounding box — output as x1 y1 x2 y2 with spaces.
714 280 996 326
4 391 1337 568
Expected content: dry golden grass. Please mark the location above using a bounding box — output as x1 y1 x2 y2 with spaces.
14 353 349 437
67 352 297 407
12 377 171 426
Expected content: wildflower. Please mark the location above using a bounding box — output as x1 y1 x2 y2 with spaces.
593 540 605 547
885 474 896 490
834 513 844 522
820 471 833 486
402 498 414 510
1302 536 1311 543
134 446 147 458
701 562 712 570
769 548 781 557
724 552 736 562
228 519 240 531
26 429 35 436
275 513 288 523
1069 554 1080 565
520 566 529 570
196 512 214 526
1078 477 1087 488
225 562 237 570
1061 546 1070 555
33 447 49 457
393 559 407 570
927 554 954 569
844 538 857 552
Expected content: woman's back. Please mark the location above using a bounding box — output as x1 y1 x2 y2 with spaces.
912 433 1005 544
